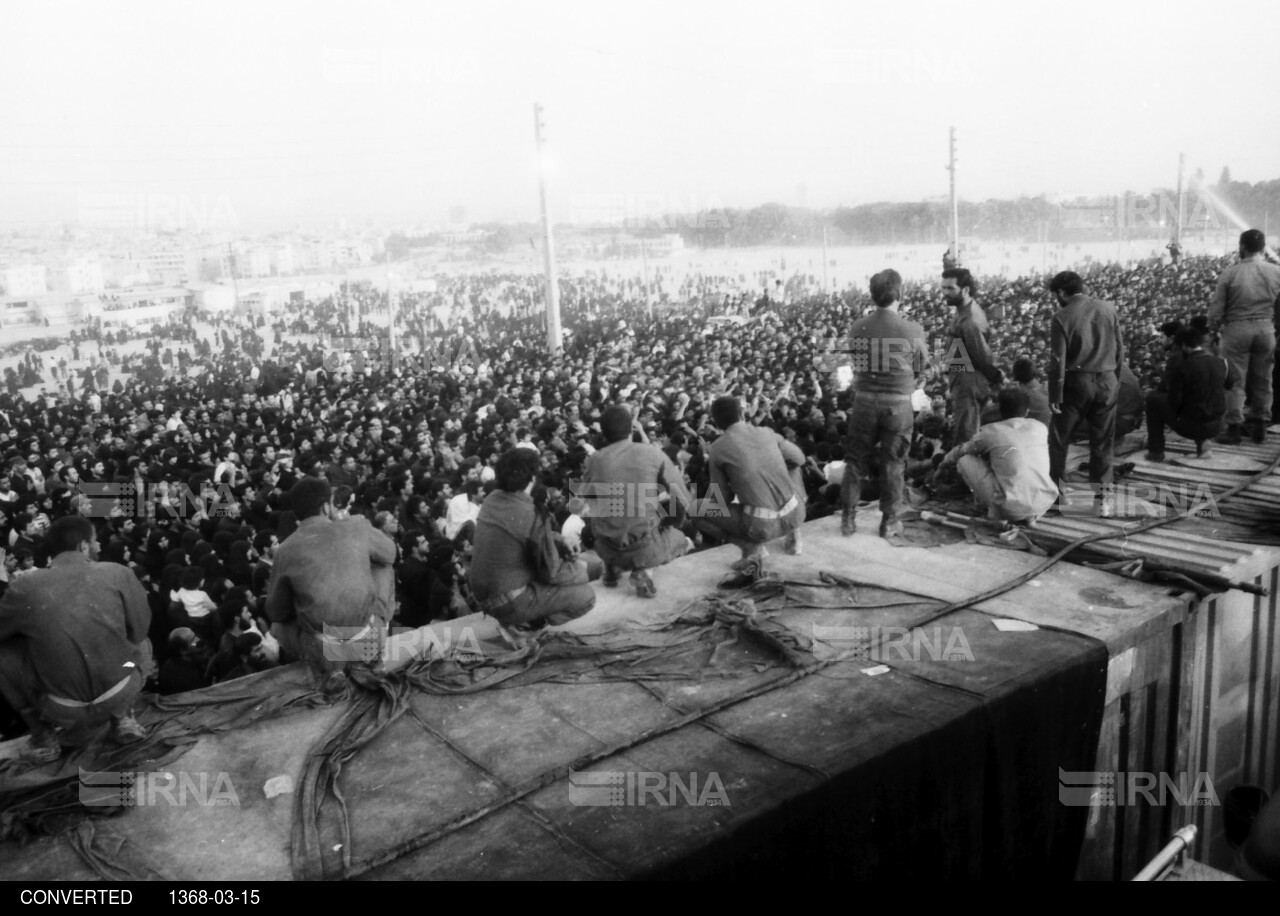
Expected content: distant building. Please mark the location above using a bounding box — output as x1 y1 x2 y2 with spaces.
232 246 272 279
610 234 686 259
2 264 48 298
49 255 105 294
336 240 373 266
91 286 192 327
134 249 202 285
298 241 336 272
273 244 295 276
185 281 237 313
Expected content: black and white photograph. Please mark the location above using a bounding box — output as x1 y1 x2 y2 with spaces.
1 0 1278 885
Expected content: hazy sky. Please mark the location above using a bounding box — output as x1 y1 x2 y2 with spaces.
3 0 1277 231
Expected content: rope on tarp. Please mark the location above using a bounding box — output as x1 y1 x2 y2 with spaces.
0 667 331 852
64 820 177 882
292 597 834 878
292 670 411 881
329 592 962 880
323 453 1280 879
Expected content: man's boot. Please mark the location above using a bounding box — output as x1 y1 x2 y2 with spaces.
602 564 620 588
879 518 904 539
1248 418 1267 444
111 710 147 744
1217 424 1243 445
840 508 857 537
21 722 63 765
784 530 802 555
731 545 767 573
630 568 656 599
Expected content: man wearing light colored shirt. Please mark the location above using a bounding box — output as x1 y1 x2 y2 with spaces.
1208 229 1280 444
444 480 483 539
692 396 805 573
939 388 1058 524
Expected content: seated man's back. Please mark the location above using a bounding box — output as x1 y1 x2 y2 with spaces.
1 552 149 703
265 478 396 671
269 517 393 630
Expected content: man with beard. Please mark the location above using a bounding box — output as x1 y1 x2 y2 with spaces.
941 267 1003 447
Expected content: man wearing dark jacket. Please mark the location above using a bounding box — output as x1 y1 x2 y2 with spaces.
1047 271 1125 512
1144 327 1234 462
397 529 437 627
942 268 1003 446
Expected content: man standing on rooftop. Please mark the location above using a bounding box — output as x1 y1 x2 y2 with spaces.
1209 229 1280 444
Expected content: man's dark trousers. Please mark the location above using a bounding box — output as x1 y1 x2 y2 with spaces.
1050 370 1119 486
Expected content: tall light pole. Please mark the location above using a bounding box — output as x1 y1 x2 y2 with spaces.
641 237 652 320
947 126 960 264
534 103 561 356
822 224 829 293
1175 152 1185 244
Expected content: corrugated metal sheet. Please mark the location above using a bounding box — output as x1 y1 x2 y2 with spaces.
1044 432 1280 873
1033 434 1280 580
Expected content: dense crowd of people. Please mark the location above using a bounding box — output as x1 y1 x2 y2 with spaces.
0 245 1274 741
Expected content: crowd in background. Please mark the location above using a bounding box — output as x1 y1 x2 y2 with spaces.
0 251 1247 732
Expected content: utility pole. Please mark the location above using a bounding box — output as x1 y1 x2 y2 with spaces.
1117 192 1125 265
641 238 652 320
227 243 240 314
386 248 396 369
1175 152 1185 243
947 126 960 264
534 103 561 356
822 224 829 293
346 268 355 335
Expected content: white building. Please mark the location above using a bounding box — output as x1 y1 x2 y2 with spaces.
2 264 48 297
65 255 105 293
336 240 373 266
140 249 196 285
233 246 272 279
186 281 237 313
273 244 295 276
298 240 336 272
